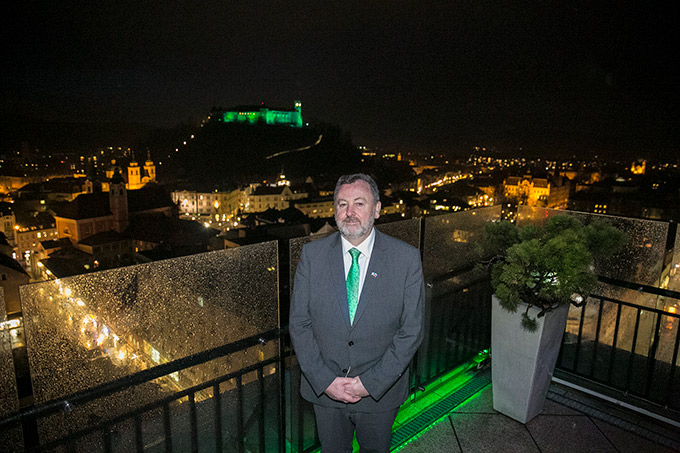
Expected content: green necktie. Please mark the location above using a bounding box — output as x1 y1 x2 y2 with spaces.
347 248 361 325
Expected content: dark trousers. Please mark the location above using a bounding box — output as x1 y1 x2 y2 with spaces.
313 404 399 453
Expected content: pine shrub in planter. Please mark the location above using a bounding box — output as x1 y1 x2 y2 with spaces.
478 215 627 331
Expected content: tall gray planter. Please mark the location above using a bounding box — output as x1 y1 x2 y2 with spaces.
491 294 570 423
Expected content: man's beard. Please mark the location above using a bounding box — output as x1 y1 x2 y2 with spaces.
337 215 374 240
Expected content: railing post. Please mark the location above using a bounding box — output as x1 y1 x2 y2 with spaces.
277 239 290 452
644 314 663 398
625 309 643 392
12 323 39 451
589 299 605 378
413 217 427 399
667 323 680 405
606 303 623 383
213 383 222 452
277 330 287 453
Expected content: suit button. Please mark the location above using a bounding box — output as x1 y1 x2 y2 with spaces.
342 369 348 374
348 341 354 347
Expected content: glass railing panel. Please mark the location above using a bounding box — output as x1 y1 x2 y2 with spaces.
0 290 18 417
377 218 421 250
517 207 675 396
422 206 501 279
288 232 331 294
668 230 680 294
653 312 680 409
419 208 499 386
419 276 491 383
19 242 279 445
287 234 327 453
0 289 22 449
517 206 669 287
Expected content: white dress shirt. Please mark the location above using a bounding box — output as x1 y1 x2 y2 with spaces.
340 227 376 301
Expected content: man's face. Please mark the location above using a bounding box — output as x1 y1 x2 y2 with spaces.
335 180 381 245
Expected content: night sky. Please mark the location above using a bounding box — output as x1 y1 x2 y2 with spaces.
3 1 677 158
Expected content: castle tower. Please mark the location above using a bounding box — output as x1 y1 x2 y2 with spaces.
293 101 303 127
128 153 141 190
143 149 156 183
109 169 129 233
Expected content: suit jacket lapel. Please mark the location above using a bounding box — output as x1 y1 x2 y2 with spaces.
328 233 351 327
352 229 386 328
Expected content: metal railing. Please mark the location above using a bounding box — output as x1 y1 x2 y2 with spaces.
417 267 492 385
0 329 286 452
557 280 680 414
0 265 492 452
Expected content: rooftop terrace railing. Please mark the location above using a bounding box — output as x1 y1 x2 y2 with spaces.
557 278 680 415
1 206 678 451
0 328 285 452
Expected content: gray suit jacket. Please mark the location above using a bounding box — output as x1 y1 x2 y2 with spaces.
289 229 425 411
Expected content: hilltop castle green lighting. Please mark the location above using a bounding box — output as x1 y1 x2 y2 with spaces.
211 101 303 127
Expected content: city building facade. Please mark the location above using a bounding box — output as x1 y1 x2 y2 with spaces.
242 184 308 213
292 196 335 219
0 253 29 315
172 189 242 221
13 212 58 275
503 174 570 208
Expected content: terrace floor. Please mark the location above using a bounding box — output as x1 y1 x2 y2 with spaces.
390 369 680 452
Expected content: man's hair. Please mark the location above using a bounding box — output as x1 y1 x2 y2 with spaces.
334 174 380 205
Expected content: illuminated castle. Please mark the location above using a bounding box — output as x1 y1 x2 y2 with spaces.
208 101 303 127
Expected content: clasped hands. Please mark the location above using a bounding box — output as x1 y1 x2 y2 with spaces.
324 376 369 403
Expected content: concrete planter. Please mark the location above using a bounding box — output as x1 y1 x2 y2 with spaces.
491 294 570 423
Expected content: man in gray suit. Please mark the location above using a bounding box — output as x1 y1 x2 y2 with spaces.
289 174 425 452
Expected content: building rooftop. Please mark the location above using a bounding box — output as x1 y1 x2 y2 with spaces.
227 104 297 112
78 230 129 246
53 192 112 219
0 253 28 275
251 185 290 196
126 213 217 246
54 185 175 220
14 211 55 230
38 238 71 251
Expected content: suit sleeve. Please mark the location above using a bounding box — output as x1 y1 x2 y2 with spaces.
288 245 337 396
360 247 425 400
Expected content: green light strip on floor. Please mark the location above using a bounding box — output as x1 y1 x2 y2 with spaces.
310 352 492 453
391 368 492 451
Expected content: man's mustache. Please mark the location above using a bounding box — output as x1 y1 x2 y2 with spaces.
342 216 361 223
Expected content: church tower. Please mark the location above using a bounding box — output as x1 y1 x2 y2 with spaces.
143 150 156 183
128 153 141 190
109 169 129 233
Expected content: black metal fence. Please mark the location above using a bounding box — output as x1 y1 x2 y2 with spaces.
557 280 680 413
0 329 286 452
0 242 493 452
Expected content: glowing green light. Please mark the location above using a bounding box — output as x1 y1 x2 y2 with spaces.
308 351 491 453
220 101 303 127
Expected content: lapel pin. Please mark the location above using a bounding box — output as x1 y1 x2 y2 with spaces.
371 272 378 278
